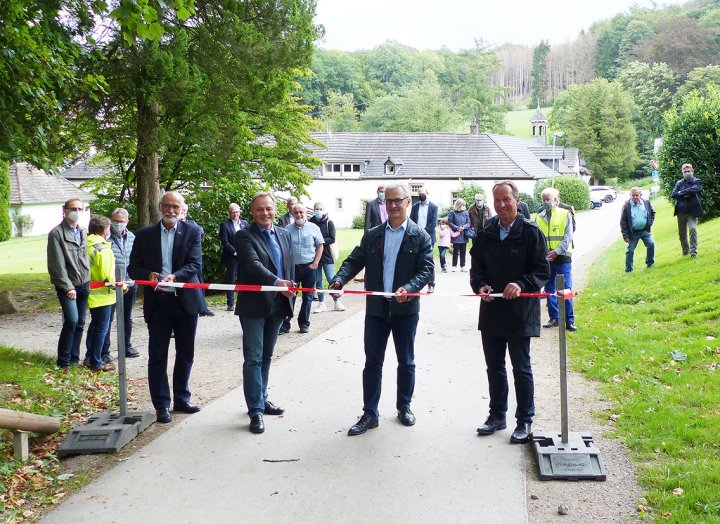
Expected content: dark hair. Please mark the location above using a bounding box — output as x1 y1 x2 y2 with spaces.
89 215 111 235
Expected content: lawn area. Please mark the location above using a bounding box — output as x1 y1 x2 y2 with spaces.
1 235 47 274
572 198 720 522
504 107 551 138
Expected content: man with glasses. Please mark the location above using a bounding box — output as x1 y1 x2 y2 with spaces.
128 191 205 424
330 183 434 436
48 198 90 371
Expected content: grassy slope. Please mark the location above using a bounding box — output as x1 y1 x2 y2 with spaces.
572 198 720 522
504 107 551 138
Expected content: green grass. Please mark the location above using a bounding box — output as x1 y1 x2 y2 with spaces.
572 198 720 522
0 235 47 274
504 107 551 138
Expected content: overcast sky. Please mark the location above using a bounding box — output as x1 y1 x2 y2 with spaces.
314 0 686 51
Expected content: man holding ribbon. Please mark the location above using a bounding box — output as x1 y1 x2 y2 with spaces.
330 183 434 436
234 192 296 434
470 181 549 444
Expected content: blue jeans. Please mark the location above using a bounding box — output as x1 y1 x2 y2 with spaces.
362 309 419 419
103 284 138 357
481 334 534 423
314 263 336 303
545 262 575 324
438 246 449 269
85 305 113 369
56 282 90 367
626 230 655 271
239 301 286 416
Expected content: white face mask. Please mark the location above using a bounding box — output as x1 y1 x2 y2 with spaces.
111 222 126 234
67 211 79 222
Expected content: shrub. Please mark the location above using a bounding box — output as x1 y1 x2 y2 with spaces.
520 191 539 214
351 214 365 229
0 159 10 242
11 212 34 237
534 176 590 211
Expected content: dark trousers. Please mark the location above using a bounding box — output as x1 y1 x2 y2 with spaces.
56 282 90 367
282 264 316 331
102 284 138 358
481 333 535 424
452 242 467 267
146 294 198 409
239 298 286 416
362 309 419 419
224 258 240 308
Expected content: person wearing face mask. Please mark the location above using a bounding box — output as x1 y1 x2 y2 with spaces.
99 208 140 361
364 184 387 231
410 186 438 293
48 198 91 371
533 187 576 331
448 198 471 271
283 203 324 334
84 215 118 372
309 201 345 313
671 163 703 258
468 193 491 244
128 191 205 424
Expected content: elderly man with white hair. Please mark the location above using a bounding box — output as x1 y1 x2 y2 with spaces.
533 187 576 331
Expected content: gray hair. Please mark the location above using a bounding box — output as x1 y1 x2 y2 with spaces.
630 187 642 195
111 208 129 220
229 203 240 212
493 180 519 198
384 182 410 199
250 191 275 209
541 187 560 200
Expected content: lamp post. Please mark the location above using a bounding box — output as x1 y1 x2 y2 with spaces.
551 131 564 188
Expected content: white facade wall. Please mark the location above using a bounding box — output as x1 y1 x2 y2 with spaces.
294 177 538 228
10 202 92 237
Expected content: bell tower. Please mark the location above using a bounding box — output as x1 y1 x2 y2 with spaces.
531 103 547 145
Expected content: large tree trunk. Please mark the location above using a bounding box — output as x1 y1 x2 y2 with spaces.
135 97 161 227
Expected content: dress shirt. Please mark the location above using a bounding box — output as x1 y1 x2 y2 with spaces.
285 221 324 264
379 200 388 223
261 227 285 280
417 202 429 229
160 223 177 277
630 200 648 230
499 219 516 241
383 219 407 293
65 220 81 245
232 219 243 232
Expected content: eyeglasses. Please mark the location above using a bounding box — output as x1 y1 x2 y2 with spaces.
386 198 407 207
67 207 83 211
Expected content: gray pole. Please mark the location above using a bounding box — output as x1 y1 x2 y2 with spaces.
556 274 569 443
115 269 128 417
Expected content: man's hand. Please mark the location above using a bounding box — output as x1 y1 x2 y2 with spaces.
503 282 521 300
624 237 629 244
547 251 558 262
328 281 343 300
277 279 296 298
395 287 409 303
66 289 77 300
309 261 319 270
479 285 493 302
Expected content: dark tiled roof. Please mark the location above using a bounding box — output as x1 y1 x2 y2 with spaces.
61 160 112 181
531 106 547 122
307 132 558 180
9 163 95 204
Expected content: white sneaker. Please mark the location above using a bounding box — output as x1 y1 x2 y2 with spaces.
460 267 467 272
314 302 327 313
334 300 346 311
451 267 457 272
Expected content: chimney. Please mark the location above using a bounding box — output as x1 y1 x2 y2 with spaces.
470 118 478 135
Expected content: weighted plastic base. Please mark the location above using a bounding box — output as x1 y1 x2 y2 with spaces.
532 431 607 481
58 411 156 457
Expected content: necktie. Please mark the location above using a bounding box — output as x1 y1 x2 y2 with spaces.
262 228 284 280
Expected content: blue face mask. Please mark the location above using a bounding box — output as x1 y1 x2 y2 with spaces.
314 210 323 219
378 192 385 200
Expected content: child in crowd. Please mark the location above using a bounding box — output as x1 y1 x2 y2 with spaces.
84 215 117 372
437 218 452 273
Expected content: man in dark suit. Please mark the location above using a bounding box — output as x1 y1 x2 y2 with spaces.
128 191 205 424
276 196 298 229
330 183 434 436
410 186 438 293
364 184 386 231
219 203 249 311
234 192 296 434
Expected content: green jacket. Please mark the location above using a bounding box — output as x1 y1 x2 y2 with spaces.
87 234 116 309
47 221 90 292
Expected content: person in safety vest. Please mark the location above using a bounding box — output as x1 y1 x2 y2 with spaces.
533 187 576 332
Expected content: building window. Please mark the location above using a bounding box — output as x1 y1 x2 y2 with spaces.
409 183 423 195
385 163 395 175
332 164 341 172
336 198 343 210
343 164 352 172
353 164 360 172
451 191 460 207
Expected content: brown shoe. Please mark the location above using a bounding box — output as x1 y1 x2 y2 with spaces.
101 362 116 372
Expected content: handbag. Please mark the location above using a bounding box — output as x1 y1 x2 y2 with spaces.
329 242 339 260
465 226 476 239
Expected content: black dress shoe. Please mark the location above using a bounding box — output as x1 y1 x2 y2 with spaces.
264 400 285 416
543 319 559 328
510 422 532 444
348 413 379 436
125 348 140 358
156 408 172 424
565 322 578 332
173 402 201 414
199 309 215 317
476 416 507 435
226 305 234 312
398 406 416 426
250 414 265 434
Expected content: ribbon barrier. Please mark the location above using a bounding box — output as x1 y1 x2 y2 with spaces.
91 279 575 300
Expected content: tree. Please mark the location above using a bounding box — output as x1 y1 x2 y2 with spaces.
298 50 370 116
549 79 639 181
0 157 10 241
594 14 630 80
363 41 425 94
534 176 590 212
659 85 720 219
530 40 550 107
675 65 720 102
320 91 359 132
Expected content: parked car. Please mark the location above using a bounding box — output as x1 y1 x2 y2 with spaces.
589 198 603 209
589 185 617 203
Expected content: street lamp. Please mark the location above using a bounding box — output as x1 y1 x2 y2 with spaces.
551 131 564 188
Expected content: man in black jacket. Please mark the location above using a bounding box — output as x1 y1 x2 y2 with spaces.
330 183 434 436
671 163 703 258
620 187 656 272
219 203 249 311
470 181 550 444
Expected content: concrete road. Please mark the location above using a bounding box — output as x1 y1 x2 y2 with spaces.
43 196 624 524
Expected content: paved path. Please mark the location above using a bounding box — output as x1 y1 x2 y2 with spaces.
43 197 624 524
